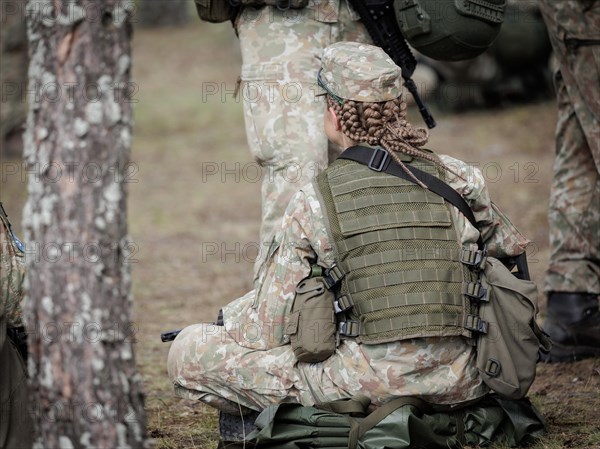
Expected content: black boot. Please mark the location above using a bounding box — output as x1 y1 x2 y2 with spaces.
541 292 600 363
217 410 260 448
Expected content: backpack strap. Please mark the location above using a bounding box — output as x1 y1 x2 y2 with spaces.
347 397 431 449
316 395 371 415
346 396 471 449
338 146 483 248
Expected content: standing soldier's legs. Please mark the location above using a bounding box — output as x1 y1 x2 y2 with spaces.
236 3 368 283
546 73 600 294
539 0 600 362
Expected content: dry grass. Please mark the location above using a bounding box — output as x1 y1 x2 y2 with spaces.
1 20 598 449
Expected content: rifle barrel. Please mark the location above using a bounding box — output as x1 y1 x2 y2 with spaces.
161 329 182 342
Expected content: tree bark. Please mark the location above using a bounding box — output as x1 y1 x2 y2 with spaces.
23 1 146 447
1 0 28 158
136 0 189 28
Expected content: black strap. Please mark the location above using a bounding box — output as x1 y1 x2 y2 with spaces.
338 146 484 248
0 202 8 220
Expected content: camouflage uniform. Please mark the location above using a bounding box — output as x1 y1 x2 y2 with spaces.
1 203 33 449
168 43 530 413
538 0 600 295
235 0 370 281
168 156 528 412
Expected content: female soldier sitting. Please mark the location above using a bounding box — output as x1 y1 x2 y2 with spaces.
167 41 529 420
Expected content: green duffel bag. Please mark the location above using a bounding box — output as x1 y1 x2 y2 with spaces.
223 394 546 449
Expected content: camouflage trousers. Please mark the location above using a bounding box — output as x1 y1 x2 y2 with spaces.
167 296 487 414
539 0 600 294
235 1 370 282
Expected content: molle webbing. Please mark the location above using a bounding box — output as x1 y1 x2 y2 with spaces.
317 158 475 344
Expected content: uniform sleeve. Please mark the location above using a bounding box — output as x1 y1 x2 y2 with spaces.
440 155 529 257
224 184 333 350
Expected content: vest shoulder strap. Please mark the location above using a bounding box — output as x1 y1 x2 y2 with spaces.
337 146 483 248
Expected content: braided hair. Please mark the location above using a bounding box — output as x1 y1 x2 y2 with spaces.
327 94 462 186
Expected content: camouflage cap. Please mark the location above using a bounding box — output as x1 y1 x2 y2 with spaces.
318 42 402 103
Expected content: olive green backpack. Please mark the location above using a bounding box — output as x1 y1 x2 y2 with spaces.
219 394 546 449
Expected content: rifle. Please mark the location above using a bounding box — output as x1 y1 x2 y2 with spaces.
161 329 182 342
347 0 436 129
161 309 224 342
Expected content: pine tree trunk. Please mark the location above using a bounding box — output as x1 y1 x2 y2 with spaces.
136 0 189 28
23 1 147 447
1 0 28 158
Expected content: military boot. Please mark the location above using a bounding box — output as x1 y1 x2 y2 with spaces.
541 292 600 363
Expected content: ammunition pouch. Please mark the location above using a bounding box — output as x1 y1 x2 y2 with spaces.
286 274 337 363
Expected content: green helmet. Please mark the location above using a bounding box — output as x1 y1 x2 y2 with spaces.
395 0 506 61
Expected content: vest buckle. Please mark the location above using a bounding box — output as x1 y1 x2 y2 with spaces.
461 247 486 268
339 320 360 337
334 295 354 313
464 281 488 301
465 314 488 333
324 264 345 289
367 147 390 172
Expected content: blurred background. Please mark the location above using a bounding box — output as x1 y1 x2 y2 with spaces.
2 1 598 448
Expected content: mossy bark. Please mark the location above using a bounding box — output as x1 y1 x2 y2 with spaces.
23 1 147 447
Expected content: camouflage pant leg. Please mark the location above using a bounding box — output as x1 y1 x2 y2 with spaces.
236 3 369 281
539 0 600 293
167 322 485 413
167 322 305 412
166 322 371 413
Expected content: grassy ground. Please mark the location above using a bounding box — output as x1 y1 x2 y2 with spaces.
2 21 599 449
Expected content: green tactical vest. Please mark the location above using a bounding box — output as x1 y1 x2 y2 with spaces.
315 155 479 344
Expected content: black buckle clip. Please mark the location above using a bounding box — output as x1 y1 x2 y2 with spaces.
484 358 501 377
368 147 389 172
